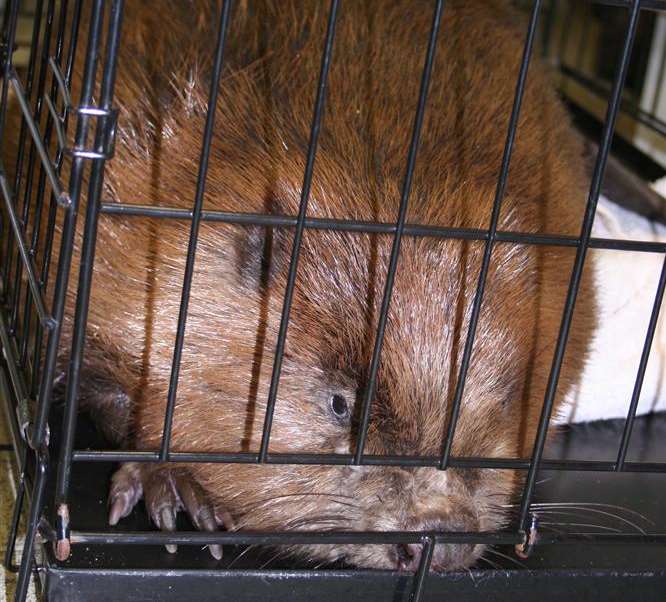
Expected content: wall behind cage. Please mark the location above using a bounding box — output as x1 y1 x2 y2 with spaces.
1 0 39 68
539 0 666 169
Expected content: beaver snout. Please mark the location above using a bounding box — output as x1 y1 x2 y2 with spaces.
394 509 480 571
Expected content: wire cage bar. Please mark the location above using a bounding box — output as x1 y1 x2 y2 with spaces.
517 0 643 535
158 0 232 462
258 0 340 463
352 0 444 465
54 0 125 541
440 0 542 470
0 0 665 601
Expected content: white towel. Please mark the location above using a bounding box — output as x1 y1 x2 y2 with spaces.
558 192 666 424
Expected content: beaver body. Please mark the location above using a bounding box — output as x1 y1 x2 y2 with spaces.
11 0 596 569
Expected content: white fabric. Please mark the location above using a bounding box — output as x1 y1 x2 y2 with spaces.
651 176 666 199
558 192 666 424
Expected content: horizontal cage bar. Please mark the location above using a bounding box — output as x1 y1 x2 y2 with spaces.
69 449 666 473
59 530 666 547
593 0 666 10
99 203 666 253
68 530 526 547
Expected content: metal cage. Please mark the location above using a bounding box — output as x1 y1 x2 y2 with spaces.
1 1 665 601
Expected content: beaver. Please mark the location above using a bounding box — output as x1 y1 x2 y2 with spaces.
8 0 596 570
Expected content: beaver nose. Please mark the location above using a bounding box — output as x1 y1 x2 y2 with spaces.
395 513 479 571
396 543 422 571
394 536 477 572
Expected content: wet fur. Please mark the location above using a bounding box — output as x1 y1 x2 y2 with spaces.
6 0 596 569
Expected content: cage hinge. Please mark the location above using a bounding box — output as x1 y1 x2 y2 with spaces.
44 57 119 162
0 42 16 67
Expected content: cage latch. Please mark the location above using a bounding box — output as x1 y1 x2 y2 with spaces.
44 57 119 162
55 503 71 561
515 512 539 559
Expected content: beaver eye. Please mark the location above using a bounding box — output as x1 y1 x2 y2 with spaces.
329 394 349 419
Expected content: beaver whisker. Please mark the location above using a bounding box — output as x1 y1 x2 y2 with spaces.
258 547 291 570
530 507 647 533
483 548 527 569
227 544 337 570
282 517 351 531
538 521 623 533
481 502 647 536
498 508 646 534
497 501 653 527
311 556 339 570
527 502 654 525
475 511 511 531
537 524 567 536
240 491 361 513
232 513 351 532
478 556 501 570
226 543 261 569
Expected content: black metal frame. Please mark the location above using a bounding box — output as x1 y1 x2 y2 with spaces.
1 1 665 601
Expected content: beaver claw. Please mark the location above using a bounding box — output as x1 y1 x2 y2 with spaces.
108 462 144 525
108 463 232 560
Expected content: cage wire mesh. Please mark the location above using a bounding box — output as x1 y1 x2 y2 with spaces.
0 1 665 601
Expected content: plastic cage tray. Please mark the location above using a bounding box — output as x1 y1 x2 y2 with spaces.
12 402 664 602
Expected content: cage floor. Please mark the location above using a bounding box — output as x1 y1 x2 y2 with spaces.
28 407 666 601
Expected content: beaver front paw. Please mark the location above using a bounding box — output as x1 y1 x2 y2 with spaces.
108 462 233 559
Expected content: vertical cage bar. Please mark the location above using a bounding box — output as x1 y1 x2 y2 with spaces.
517 0 642 533
0 171 52 329
159 0 233 460
353 0 444 464
13 450 48 602
29 0 83 399
439 0 542 469
30 0 106 450
19 0 72 370
55 0 125 526
0 310 31 436
3 0 44 292
0 0 19 150
3 444 27 572
257 0 340 462
29 192 59 396
10 0 56 334
615 253 666 470
64 0 84 89
409 537 434 602
0 0 20 290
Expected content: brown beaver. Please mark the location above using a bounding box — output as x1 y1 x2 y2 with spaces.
8 0 596 570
